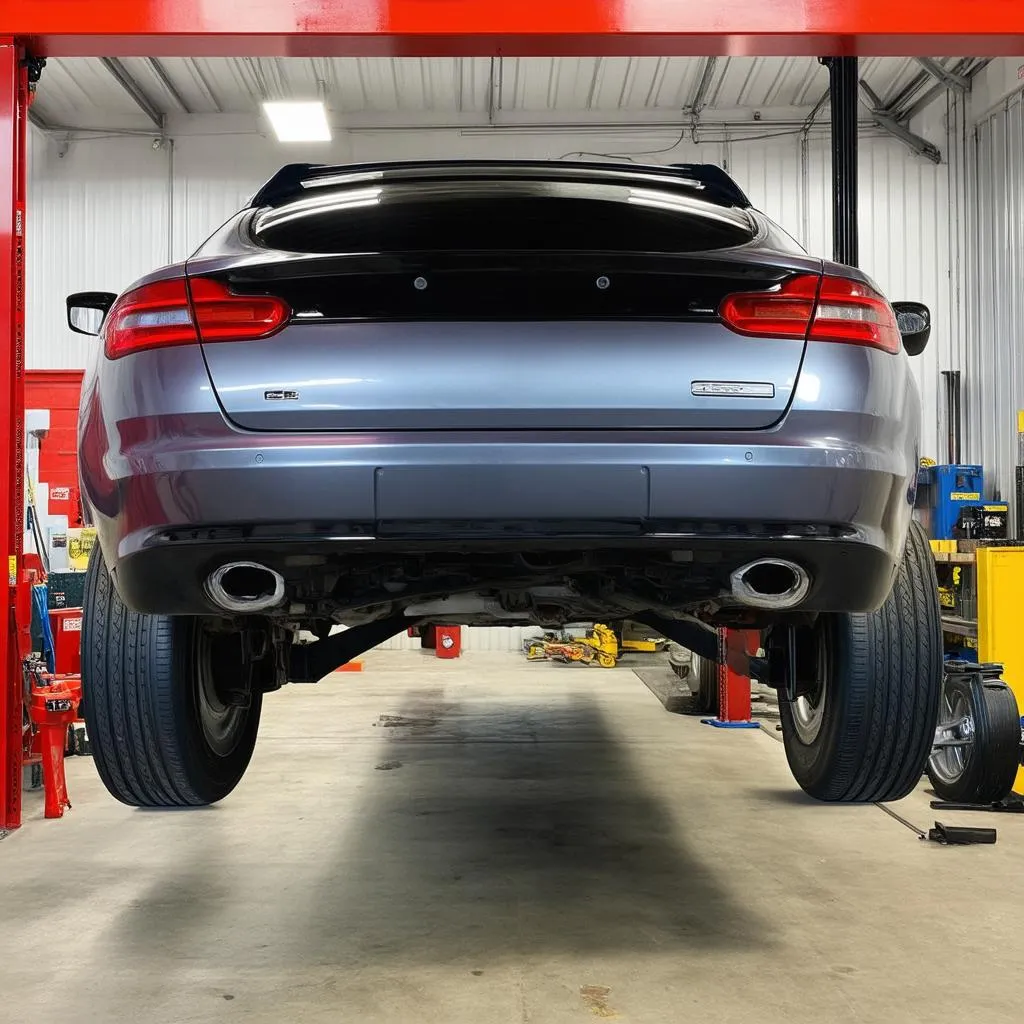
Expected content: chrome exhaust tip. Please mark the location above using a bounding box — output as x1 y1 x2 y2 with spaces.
730 558 810 610
205 561 285 614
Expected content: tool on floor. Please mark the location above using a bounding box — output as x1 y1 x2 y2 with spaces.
875 802 998 846
525 623 618 668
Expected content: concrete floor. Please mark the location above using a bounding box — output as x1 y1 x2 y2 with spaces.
3 651 1021 1023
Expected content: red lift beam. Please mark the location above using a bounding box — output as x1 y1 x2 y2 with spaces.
3 7 1024 830
6 1 1024 57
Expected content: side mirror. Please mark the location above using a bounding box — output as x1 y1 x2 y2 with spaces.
66 291 117 336
892 301 931 356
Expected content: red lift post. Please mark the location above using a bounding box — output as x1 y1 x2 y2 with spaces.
1 41 28 831
3 4 1024 830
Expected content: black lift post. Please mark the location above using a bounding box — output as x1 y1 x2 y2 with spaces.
822 56 859 267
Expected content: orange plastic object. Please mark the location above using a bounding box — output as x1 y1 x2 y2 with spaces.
27 673 81 818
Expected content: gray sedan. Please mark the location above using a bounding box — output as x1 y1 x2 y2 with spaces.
68 160 941 809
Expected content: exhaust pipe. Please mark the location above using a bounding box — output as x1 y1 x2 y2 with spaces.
205 561 285 613
730 558 810 610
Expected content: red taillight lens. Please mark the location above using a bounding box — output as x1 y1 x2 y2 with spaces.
718 274 818 339
103 277 290 359
719 273 900 354
188 278 290 342
103 279 197 359
808 276 901 354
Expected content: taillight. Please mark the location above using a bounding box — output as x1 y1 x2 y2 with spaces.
719 273 900 354
188 278 290 343
103 278 290 359
103 279 196 359
719 275 817 339
809 276 901 354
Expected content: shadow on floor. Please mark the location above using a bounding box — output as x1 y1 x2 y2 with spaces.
293 689 776 964
97 687 777 968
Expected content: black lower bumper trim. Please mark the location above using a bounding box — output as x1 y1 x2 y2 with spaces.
107 528 898 619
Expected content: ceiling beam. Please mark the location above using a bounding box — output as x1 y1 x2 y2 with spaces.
858 80 940 163
145 57 192 114
901 58 990 122
185 58 223 113
99 56 164 129
688 56 718 115
914 57 969 93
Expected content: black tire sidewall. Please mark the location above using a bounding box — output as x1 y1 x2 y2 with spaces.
927 675 1020 804
170 617 263 804
779 615 854 791
694 654 719 715
779 521 943 802
82 544 261 807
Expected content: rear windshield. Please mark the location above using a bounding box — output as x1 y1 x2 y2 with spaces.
251 180 756 255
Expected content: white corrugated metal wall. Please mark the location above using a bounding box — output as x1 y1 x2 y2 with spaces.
24 122 958 651
966 93 1024 518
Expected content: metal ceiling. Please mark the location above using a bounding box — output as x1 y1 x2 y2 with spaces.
30 55 983 130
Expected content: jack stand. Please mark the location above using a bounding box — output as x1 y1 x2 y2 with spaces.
27 670 81 819
701 629 762 730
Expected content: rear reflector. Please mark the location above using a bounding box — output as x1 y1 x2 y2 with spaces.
103 278 290 359
719 273 900 354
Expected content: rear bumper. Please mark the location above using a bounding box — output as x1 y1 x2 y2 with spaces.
83 418 915 616
112 532 897 618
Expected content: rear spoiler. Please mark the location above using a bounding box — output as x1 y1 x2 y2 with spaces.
249 160 752 210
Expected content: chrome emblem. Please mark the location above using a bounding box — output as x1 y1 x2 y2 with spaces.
264 390 299 401
691 381 775 398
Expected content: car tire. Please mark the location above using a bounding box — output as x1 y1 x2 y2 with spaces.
690 654 719 716
927 674 1020 804
82 545 262 807
667 642 691 680
779 520 943 802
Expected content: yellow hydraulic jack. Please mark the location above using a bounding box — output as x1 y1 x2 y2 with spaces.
525 623 619 668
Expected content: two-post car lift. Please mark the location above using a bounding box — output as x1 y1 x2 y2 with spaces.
3 1 1024 829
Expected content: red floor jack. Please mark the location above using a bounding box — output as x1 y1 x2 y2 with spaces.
25 662 82 818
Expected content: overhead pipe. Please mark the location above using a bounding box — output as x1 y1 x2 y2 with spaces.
941 370 962 465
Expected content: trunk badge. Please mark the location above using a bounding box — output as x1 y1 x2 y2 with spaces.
691 381 775 398
264 390 300 401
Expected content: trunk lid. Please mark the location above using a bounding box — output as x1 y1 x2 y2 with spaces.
189 174 820 432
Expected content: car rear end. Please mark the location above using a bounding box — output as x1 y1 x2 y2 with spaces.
78 161 921 617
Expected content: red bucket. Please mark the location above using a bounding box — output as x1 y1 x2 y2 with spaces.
434 625 461 658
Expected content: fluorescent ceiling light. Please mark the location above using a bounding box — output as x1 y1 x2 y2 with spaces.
262 101 331 143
